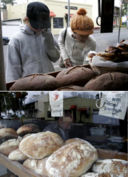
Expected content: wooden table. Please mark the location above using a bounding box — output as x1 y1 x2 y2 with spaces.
0 153 41 177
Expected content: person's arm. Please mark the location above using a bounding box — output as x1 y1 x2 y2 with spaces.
42 30 60 62
83 37 96 64
58 28 72 67
6 39 22 83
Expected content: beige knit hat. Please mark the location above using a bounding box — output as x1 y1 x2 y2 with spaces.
70 8 94 35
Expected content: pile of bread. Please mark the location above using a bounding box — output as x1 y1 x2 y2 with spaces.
0 124 128 177
9 40 128 91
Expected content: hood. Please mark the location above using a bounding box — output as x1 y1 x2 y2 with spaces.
20 24 35 35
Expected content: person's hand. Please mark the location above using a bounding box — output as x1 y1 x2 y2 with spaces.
64 58 72 68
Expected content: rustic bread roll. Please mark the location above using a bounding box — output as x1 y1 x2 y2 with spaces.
0 128 18 144
0 128 17 138
0 139 20 155
46 139 98 177
81 172 112 177
8 148 27 161
17 124 40 136
23 157 48 176
19 131 64 159
84 72 128 90
56 66 96 87
9 74 59 91
92 159 128 177
56 85 84 91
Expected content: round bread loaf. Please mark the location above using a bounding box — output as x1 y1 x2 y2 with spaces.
56 85 84 91
8 148 27 161
81 172 112 177
84 72 128 90
10 74 59 91
23 157 48 176
46 139 98 177
0 128 18 144
19 131 64 159
17 124 40 136
0 139 20 155
56 66 96 87
0 128 17 138
92 159 128 177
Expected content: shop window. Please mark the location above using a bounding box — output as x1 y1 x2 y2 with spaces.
53 17 63 28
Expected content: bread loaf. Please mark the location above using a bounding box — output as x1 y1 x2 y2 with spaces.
0 139 20 155
23 158 48 176
8 148 27 161
17 124 40 136
56 66 96 87
84 72 128 90
92 159 128 177
19 131 64 159
56 85 84 91
81 172 112 177
0 128 18 144
10 74 59 91
0 128 17 138
46 138 98 177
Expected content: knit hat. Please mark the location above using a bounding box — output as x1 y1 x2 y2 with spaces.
70 8 94 35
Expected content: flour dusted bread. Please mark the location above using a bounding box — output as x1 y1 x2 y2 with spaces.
23 157 48 176
81 172 112 177
0 139 20 155
19 131 64 159
17 124 40 136
0 128 17 138
8 148 27 161
92 159 128 177
46 138 98 177
56 66 96 87
0 128 18 144
10 74 59 91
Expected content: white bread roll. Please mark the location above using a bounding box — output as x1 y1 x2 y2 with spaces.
17 124 40 136
19 131 64 159
0 128 17 138
46 139 98 177
92 159 128 177
0 139 20 155
8 148 27 161
23 158 48 176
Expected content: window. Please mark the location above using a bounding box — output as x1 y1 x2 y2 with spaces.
53 18 63 28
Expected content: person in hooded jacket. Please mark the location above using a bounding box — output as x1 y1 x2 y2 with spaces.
58 8 96 68
6 1 60 83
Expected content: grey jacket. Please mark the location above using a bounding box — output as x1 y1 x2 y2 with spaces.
6 25 60 83
58 27 96 66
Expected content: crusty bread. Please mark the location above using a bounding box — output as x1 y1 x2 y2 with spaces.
56 85 84 91
84 72 128 91
56 66 96 87
46 138 98 177
17 124 40 136
0 128 17 138
19 131 64 159
0 139 20 155
9 74 59 91
92 159 128 177
23 157 48 176
81 172 112 177
8 148 27 161
0 128 18 144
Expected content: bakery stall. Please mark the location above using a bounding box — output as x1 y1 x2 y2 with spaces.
0 91 128 177
6 39 128 91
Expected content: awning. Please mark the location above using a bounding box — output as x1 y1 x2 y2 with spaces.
50 11 56 17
